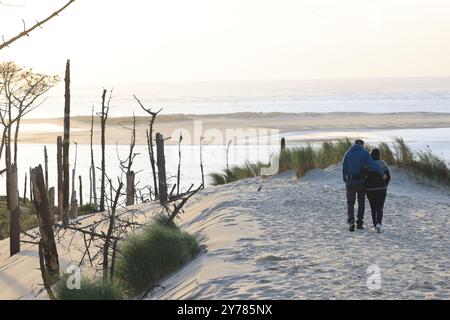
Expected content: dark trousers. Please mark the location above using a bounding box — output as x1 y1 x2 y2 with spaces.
366 189 387 226
346 184 365 226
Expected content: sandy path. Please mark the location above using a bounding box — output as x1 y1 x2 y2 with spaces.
151 165 450 300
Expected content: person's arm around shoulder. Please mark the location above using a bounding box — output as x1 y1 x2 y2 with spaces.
385 168 391 186
342 152 349 182
364 151 386 179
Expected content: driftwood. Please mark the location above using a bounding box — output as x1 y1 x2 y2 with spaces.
62 60 71 226
31 165 60 286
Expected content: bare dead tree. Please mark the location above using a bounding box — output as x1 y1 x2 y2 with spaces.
70 142 78 219
31 165 60 287
9 163 20 256
226 139 233 171
103 178 123 280
177 133 183 196
117 114 138 206
23 172 27 204
44 145 49 192
98 89 112 212
62 60 71 226
57 136 63 220
0 61 58 208
156 133 168 206
0 0 75 51
134 95 162 199
89 106 98 210
79 175 83 207
200 136 205 189
167 184 203 224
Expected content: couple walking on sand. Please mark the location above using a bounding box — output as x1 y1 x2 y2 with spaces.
342 139 391 233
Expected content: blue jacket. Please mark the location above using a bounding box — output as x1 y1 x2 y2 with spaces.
342 144 384 186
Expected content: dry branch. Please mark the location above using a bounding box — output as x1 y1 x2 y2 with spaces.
0 0 75 51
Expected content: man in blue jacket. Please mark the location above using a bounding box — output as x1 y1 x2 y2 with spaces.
342 140 387 232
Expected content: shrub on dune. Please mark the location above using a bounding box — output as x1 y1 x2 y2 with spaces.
115 219 200 296
55 276 123 300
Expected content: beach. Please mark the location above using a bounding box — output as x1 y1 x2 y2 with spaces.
19 112 450 145
1 163 449 300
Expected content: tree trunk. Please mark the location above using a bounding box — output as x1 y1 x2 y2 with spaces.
48 187 56 224
200 137 205 189
9 163 20 256
44 146 49 192
57 136 63 220
78 175 83 207
156 133 168 206
99 89 107 212
70 196 78 219
62 60 71 226
23 172 27 205
103 181 122 281
126 171 135 206
90 107 98 210
29 167 33 202
31 165 60 285
279 137 286 173
147 120 158 199
177 134 183 196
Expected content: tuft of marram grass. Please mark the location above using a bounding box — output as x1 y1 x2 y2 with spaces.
115 219 200 297
209 137 450 187
55 275 123 300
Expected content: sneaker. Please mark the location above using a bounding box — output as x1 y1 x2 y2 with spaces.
375 223 383 233
349 224 356 232
356 225 364 230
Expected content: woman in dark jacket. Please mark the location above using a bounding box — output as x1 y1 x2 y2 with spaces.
365 148 391 233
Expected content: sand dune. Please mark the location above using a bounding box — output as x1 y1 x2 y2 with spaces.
149 165 450 300
19 112 450 145
1 164 450 300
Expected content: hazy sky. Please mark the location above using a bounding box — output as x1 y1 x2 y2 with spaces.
1 0 450 85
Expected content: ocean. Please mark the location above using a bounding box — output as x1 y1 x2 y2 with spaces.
38 77 450 118
2 77 450 196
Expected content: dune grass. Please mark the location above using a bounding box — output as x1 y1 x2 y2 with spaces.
55 214 199 300
55 275 124 300
209 161 270 186
0 197 38 240
209 137 450 187
114 216 200 297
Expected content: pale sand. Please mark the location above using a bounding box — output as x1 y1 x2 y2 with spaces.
19 112 450 145
148 165 450 300
1 164 449 300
